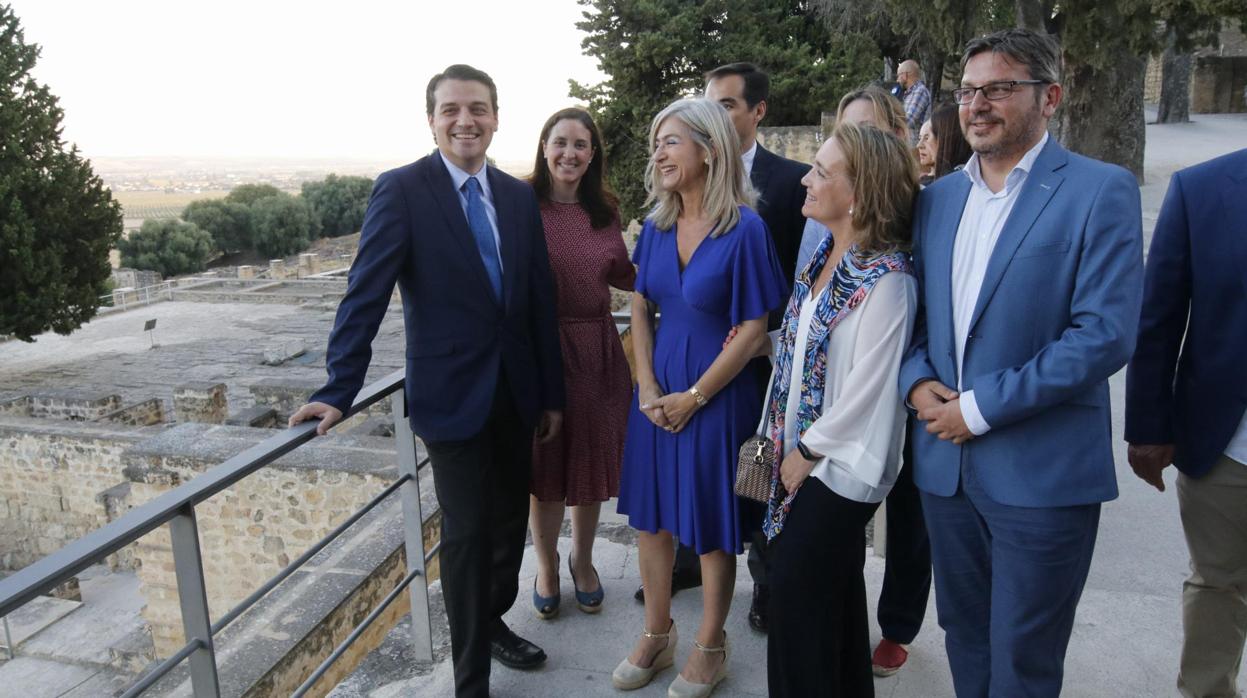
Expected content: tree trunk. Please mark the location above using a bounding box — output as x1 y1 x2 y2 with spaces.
1053 49 1147 183
1015 0 1046 32
1156 30 1192 124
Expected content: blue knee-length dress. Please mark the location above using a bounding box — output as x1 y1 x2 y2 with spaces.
618 206 787 554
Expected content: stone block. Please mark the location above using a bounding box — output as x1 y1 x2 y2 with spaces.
236 265 255 279
173 382 227 424
298 253 319 275
226 406 279 428
261 341 306 366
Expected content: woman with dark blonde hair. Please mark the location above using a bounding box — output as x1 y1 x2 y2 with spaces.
613 98 786 697
762 123 919 696
525 107 635 619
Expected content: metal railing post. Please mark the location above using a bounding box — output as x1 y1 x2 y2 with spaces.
169 505 221 697
390 389 433 662
3 615 14 659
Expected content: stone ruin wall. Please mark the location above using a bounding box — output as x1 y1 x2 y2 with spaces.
0 418 150 571
125 430 400 657
0 381 407 658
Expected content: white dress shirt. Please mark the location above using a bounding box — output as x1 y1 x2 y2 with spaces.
951 133 1049 435
741 140 758 178
440 152 503 272
1225 411 1247 465
776 272 918 503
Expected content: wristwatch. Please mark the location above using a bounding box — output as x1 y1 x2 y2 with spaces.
796 440 819 461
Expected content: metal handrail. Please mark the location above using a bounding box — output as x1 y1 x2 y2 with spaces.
0 368 434 698
210 469 417 636
0 369 405 618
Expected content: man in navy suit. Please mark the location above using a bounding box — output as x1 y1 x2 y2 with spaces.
290 64 564 698
899 29 1143 696
1125 148 1247 698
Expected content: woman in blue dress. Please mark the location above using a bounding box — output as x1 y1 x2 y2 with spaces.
612 98 786 698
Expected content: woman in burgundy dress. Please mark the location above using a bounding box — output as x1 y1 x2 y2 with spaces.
526 107 635 618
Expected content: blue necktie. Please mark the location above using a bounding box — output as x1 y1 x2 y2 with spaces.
462 177 503 305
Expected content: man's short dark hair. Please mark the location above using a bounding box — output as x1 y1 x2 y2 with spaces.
704 62 769 108
425 64 498 116
962 28 1060 85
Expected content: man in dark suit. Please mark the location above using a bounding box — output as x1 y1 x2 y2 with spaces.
289 64 564 698
702 61 807 634
1125 148 1247 698
900 29 1143 696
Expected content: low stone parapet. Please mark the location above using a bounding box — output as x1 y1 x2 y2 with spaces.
25 389 123 421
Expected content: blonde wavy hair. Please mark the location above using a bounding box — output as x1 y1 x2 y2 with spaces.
644 98 756 237
831 122 919 255
836 86 910 143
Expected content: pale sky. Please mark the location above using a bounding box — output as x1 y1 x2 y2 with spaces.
9 0 606 166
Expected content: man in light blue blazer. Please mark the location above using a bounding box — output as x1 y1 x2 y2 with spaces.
899 29 1143 697
1125 148 1247 698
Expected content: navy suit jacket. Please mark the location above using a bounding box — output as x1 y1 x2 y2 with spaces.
311 150 564 442
899 138 1144 507
750 143 808 283
1125 148 1247 477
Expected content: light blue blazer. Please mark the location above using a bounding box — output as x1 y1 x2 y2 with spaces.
899 138 1144 508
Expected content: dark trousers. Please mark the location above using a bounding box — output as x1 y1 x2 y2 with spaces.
877 432 931 644
767 478 880 697
424 380 533 698
922 460 1100 698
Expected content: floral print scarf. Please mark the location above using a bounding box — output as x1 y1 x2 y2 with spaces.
762 234 913 541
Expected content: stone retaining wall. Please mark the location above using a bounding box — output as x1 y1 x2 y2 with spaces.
100 398 167 426
0 417 152 571
122 423 404 657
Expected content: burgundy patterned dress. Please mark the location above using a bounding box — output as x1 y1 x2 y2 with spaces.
531 201 636 505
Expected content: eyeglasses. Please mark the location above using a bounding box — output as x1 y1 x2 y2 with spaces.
952 80 1047 105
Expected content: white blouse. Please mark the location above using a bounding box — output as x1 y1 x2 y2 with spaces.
775 271 918 504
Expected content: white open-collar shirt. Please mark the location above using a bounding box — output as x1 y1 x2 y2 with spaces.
952 132 1049 435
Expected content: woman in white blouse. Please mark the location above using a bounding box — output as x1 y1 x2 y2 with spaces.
760 122 919 697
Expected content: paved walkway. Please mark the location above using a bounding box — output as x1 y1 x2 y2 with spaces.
330 114 1246 697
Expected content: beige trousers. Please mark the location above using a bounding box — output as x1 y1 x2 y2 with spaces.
1177 454 1247 698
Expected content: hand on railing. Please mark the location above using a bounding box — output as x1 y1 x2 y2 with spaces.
289 402 344 435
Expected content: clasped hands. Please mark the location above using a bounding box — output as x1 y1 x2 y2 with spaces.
910 379 975 445
638 384 700 434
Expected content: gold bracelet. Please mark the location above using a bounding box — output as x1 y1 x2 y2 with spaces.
688 385 708 407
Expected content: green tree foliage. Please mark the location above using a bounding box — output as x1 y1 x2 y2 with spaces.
117 220 215 277
224 183 284 206
573 0 879 223
817 0 1246 178
250 194 320 259
182 199 252 253
301 174 374 237
0 4 123 341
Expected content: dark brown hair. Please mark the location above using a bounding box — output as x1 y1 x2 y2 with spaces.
962 28 1060 85
704 62 769 108
930 103 973 178
528 108 620 230
425 64 498 116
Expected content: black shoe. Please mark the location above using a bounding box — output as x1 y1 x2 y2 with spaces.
490 624 547 670
633 569 704 603
748 584 769 634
